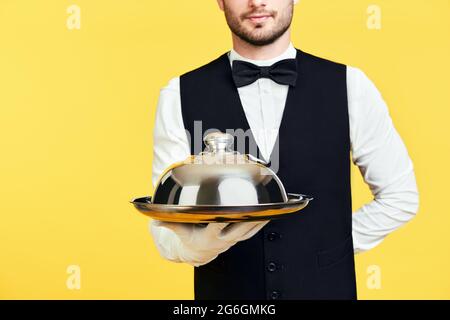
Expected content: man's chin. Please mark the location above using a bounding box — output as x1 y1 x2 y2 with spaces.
241 27 274 39
245 33 275 43
239 36 277 46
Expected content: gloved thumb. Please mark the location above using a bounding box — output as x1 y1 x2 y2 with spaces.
203 222 231 236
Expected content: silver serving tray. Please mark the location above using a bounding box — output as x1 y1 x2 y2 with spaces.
130 193 313 223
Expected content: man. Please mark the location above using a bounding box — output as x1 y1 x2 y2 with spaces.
149 0 419 300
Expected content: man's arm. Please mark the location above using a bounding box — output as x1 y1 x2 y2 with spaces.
151 77 191 188
347 66 420 253
149 76 191 263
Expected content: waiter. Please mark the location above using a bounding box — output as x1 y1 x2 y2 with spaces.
148 0 419 300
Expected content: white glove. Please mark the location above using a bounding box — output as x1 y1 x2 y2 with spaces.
149 219 270 267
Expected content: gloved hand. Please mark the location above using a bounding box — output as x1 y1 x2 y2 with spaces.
149 219 270 267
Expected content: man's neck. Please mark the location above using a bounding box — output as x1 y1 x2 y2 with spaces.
231 31 292 60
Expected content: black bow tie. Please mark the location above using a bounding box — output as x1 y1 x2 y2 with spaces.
231 58 298 88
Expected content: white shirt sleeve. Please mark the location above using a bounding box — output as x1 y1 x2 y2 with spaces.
151 77 190 188
149 76 190 263
347 66 420 254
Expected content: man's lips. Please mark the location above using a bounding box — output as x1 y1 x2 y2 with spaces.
246 14 272 23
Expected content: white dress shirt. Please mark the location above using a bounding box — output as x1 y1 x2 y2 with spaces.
150 42 420 259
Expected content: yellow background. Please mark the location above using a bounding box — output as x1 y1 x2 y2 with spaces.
0 0 449 299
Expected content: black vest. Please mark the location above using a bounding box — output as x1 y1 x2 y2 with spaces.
179 48 357 300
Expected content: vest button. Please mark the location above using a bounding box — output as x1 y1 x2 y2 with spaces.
267 262 277 272
270 291 280 300
267 232 280 241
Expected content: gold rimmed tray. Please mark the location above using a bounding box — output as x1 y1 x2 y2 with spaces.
130 193 313 223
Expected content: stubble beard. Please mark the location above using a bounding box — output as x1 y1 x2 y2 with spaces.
223 3 293 46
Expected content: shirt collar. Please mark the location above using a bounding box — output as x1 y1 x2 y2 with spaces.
228 42 296 66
